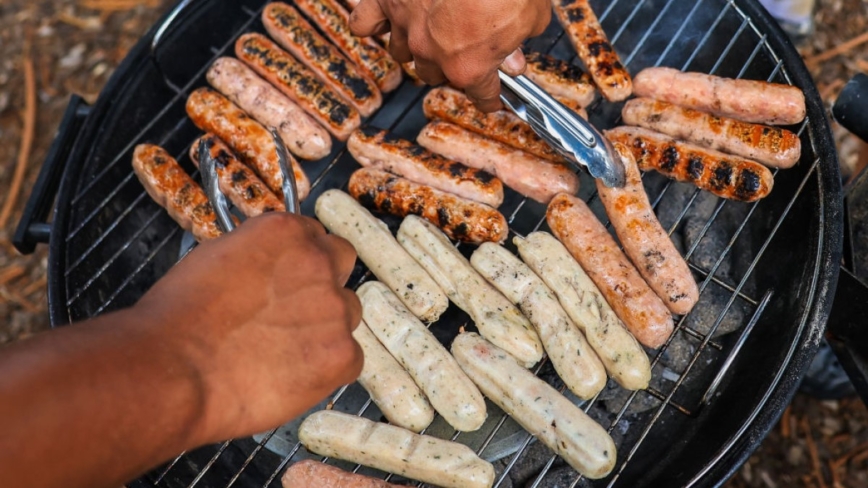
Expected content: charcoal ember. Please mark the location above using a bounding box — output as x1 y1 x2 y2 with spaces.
655 330 700 375
499 440 561 487
598 372 662 415
531 465 579 488
683 281 754 337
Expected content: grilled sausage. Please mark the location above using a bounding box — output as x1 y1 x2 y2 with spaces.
132 144 222 242
621 97 801 168
282 460 401 488
605 125 774 202
552 0 632 102
397 215 544 367
189 135 285 217
348 168 508 244
423 86 564 163
547 193 674 349
235 32 360 140
348 127 504 208
357 281 488 432
294 0 402 92
452 333 617 479
353 319 435 432
470 243 606 399
298 410 496 488
515 232 651 390
262 2 382 117
632 67 806 126
524 51 596 108
416 121 580 204
315 189 448 322
185 87 311 201
205 57 331 161
597 143 699 315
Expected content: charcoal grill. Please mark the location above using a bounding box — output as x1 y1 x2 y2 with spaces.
13 0 845 486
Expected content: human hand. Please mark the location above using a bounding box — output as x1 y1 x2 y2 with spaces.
350 0 551 112
134 212 363 442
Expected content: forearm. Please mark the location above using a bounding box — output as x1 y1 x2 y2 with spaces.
0 307 213 488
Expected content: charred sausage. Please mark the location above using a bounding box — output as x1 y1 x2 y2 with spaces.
524 51 596 108
347 127 504 208
132 144 222 242
596 143 699 315
416 121 580 204
632 67 806 126
185 87 311 201
552 0 632 102
262 2 382 117
621 97 801 168
235 32 360 140
547 193 674 349
605 125 774 202
348 168 508 244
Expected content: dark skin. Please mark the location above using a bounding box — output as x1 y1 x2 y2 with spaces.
0 213 363 488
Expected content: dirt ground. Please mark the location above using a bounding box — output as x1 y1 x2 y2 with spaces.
1 0 867 487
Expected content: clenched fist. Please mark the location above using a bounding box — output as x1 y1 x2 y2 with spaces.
350 0 551 111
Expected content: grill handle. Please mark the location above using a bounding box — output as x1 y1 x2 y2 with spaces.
832 73 868 146
13 95 90 255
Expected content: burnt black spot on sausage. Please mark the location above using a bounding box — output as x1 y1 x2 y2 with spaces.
382 131 404 144
245 186 259 200
453 222 470 237
380 197 392 212
231 170 248 183
687 157 704 180
359 126 381 138
328 61 374 99
406 145 428 157
437 206 450 225
659 145 680 172
153 154 167 166
588 41 614 57
327 101 351 124
711 161 734 190
736 169 763 199
474 169 495 184
564 5 585 22
358 190 376 207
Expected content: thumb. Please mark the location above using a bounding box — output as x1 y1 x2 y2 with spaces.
499 48 527 77
465 69 504 113
349 0 390 37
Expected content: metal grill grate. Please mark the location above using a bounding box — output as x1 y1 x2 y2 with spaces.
54 0 832 486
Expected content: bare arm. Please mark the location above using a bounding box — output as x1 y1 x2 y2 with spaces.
0 212 363 488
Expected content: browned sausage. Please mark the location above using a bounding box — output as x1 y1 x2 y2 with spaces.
206 57 331 160
621 97 801 168
189 134 285 217
632 67 806 126
132 144 222 242
605 125 774 202
547 193 674 349
524 51 596 108
281 460 400 488
349 168 509 244
596 143 699 315
262 2 382 117
416 121 580 204
347 127 504 208
294 0 402 92
551 0 632 102
235 32 360 140
185 87 311 201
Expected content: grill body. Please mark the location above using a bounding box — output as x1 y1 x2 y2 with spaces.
35 0 842 486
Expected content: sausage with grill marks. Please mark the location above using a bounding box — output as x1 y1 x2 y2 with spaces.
621 97 801 168
294 0 402 92
189 134 285 217
348 168 508 244
206 57 331 161
235 32 360 140
423 86 565 163
347 127 504 208
281 460 402 488
596 143 699 315
262 2 382 117
632 67 806 126
605 125 774 202
417 121 580 204
525 51 596 108
132 144 222 242
185 87 311 201
552 0 632 102
547 193 674 349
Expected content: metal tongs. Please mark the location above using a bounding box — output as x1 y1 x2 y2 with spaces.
498 71 626 188
199 128 301 234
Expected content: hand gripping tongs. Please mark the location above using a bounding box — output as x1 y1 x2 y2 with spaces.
199 128 301 234
498 71 626 188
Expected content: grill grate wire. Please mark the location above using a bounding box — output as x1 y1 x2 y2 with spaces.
57 0 828 486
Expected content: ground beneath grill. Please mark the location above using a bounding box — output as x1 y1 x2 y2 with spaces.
1 0 867 486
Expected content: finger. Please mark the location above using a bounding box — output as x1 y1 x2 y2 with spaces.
387 28 412 64
340 287 363 333
349 0 389 37
530 6 552 37
499 48 526 77
316 233 358 286
464 69 503 112
414 58 447 86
